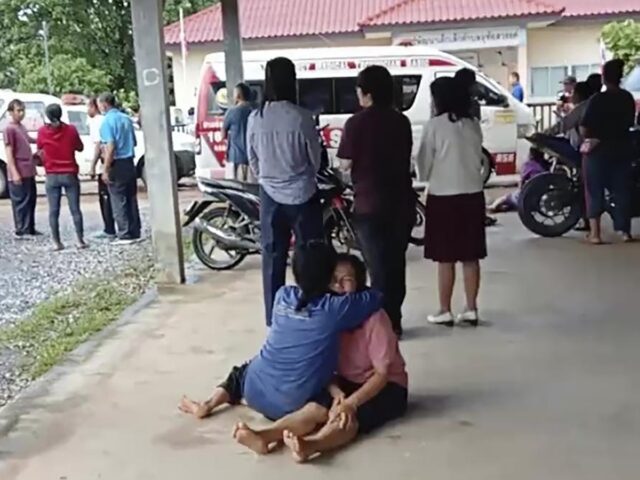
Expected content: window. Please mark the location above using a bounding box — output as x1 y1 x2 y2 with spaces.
67 110 90 136
334 77 359 114
571 64 600 81
23 102 46 132
299 79 333 115
393 75 421 111
473 82 506 107
207 81 264 114
531 66 568 98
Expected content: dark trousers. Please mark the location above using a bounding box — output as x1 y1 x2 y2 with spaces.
98 174 116 236
260 188 324 325
9 176 37 236
355 214 411 333
583 148 633 234
108 158 141 240
45 174 83 243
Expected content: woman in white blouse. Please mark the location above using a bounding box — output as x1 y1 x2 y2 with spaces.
417 76 486 327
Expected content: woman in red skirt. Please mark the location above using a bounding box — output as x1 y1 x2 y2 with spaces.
417 76 486 327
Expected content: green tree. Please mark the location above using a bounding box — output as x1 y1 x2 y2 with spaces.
0 0 215 94
18 54 112 95
602 20 640 72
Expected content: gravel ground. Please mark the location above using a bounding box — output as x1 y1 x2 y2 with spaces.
0 204 154 405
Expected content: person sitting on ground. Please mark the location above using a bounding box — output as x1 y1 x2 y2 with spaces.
180 254 407 462
179 243 382 443
487 148 547 213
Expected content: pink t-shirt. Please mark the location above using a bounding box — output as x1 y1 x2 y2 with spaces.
338 309 408 388
3 122 36 181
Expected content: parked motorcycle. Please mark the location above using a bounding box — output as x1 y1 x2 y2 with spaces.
518 131 640 237
183 168 426 271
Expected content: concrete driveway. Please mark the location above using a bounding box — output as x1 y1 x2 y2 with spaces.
1 214 639 479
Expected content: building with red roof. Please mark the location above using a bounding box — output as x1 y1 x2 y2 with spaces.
165 0 640 108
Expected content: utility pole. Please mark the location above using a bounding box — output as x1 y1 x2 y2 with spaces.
130 0 185 284
42 21 53 95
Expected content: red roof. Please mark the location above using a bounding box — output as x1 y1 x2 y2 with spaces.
361 0 560 27
552 0 640 17
165 0 640 45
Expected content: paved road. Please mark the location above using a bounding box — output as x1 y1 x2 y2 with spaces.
1 214 639 479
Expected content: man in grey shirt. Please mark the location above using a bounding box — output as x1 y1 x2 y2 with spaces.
246 57 324 325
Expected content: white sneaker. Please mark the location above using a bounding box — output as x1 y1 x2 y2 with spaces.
456 310 479 326
427 311 454 326
112 238 138 246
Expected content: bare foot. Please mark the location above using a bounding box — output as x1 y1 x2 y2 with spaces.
232 422 269 454
586 234 603 245
178 395 212 419
283 430 312 463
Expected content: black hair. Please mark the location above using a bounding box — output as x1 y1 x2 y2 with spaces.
510 71 520 81
235 82 252 102
261 57 297 115
291 241 337 311
431 76 472 122
45 103 63 125
454 68 476 91
98 92 117 108
88 96 99 110
573 81 591 103
188 107 195 116
7 99 25 112
335 254 368 292
356 65 394 108
586 73 602 96
603 59 625 86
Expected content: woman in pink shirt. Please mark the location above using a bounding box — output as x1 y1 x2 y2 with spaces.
283 254 408 462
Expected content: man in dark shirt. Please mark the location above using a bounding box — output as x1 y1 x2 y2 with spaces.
337 65 414 336
580 59 636 242
3 99 39 238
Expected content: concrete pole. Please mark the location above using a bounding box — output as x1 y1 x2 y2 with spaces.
130 0 185 284
221 0 244 96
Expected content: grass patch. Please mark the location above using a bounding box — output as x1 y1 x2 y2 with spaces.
0 261 154 380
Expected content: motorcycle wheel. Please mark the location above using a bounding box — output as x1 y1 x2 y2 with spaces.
323 207 359 253
481 149 493 185
410 200 426 246
517 173 582 237
192 207 248 271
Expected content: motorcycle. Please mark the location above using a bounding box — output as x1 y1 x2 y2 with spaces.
183 167 427 271
518 131 640 237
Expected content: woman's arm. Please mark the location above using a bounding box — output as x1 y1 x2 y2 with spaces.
415 123 435 182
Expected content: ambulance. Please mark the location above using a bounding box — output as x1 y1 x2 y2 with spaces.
193 46 536 181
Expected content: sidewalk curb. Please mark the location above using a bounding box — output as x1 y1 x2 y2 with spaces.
0 287 158 438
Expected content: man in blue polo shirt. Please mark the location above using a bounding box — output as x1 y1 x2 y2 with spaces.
98 92 141 244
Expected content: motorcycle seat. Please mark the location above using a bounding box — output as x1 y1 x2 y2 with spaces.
199 178 260 197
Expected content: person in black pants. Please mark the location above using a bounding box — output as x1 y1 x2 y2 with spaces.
88 96 116 239
337 66 415 336
3 99 39 238
580 59 636 244
246 57 324 325
98 92 141 245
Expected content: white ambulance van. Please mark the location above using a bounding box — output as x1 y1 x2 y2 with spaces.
193 46 535 181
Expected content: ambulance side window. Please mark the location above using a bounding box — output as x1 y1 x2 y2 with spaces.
334 78 359 114
474 82 507 107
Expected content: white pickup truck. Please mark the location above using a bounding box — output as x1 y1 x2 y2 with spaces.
0 91 195 198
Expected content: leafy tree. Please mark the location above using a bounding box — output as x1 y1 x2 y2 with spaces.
18 54 112 96
0 0 216 94
602 20 640 72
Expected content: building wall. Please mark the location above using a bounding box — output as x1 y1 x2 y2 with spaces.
527 23 604 100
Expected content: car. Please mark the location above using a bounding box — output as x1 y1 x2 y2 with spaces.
0 91 196 198
62 105 196 186
622 63 640 121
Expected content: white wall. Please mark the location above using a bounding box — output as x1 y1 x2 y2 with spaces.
528 23 603 68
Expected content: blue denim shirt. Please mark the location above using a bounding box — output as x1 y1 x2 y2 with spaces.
243 286 382 420
223 103 252 165
247 102 321 205
100 108 136 160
